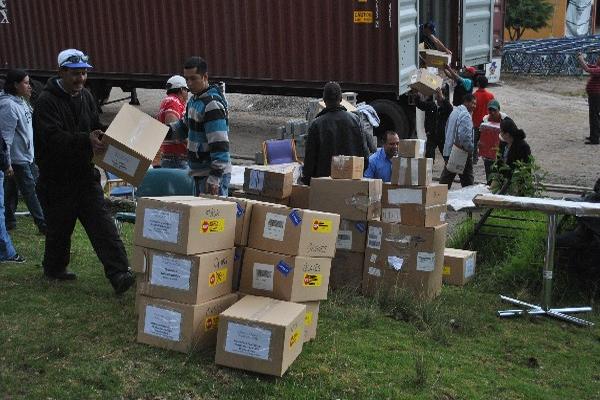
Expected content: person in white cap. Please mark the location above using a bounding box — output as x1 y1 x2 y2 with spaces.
32 48 134 294
155 75 189 168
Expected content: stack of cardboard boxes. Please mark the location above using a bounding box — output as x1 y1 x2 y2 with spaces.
308 156 382 291
132 196 239 353
362 140 449 300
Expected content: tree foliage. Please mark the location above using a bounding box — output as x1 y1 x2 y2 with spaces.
506 0 555 41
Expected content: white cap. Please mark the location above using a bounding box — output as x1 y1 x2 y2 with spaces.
57 48 92 69
166 75 188 90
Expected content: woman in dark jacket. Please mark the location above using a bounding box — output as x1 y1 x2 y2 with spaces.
498 117 531 178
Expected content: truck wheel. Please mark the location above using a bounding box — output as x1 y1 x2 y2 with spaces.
369 99 410 141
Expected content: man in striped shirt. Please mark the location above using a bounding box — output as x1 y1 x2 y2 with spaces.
172 56 231 195
578 52 600 145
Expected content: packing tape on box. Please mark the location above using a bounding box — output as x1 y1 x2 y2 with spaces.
127 117 151 147
398 158 409 185
410 159 420 186
345 194 380 211
332 156 350 171
384 232 417 248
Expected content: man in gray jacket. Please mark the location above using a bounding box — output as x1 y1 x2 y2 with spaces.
439 93 477 188
0 69 46 234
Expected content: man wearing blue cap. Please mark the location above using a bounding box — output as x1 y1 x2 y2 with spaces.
32 49 134 294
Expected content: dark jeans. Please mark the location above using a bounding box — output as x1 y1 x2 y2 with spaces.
36 171 129 279
425 134 444 160
439 155 475 189
588 94 600 143
4 162 45 230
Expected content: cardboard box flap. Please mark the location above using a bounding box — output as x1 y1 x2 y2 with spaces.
103 104 168 159
221 295 306 327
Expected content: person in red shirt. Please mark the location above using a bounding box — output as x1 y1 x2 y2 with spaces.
577 52 600 145
156 75 190 167
472 75 495 162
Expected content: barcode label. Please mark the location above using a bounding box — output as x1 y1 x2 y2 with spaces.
253 263 274 291
336 230 353 250
367 226 382 250
263 213 287 241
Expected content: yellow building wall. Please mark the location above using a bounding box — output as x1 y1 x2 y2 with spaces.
505 0 567 41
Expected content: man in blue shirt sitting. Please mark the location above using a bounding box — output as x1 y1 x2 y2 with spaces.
363 131 399 182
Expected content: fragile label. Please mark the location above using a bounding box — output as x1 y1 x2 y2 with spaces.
248 169 265 191
253 263 274 291
368 267 381 277
465 257 475 278
144 305 182 342
150 254 192 291
204 315 219 331
312 219 333 233
304 311 314 326
388 256 404 271
289 328 302 348
353 10 373 23
336 230 353 250
367 226 383 250
416 252 436 272
143 209 180 244
263 212 287 241
303 273 322 287
225 322 272 360
208 268 228 287
382 208 401 224
443 265 451 276
103 145 141 177
201 218 225 233
388 188 423 205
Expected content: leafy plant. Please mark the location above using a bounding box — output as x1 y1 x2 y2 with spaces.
506 0 555 41
489 156 546 197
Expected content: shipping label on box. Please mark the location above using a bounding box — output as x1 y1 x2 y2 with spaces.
383 184 448 207
215 295 306 377
397 139 426 158
443 248 477 286
309 177 382 221
391 158 433 187
137 293 238 353
240 248 331 302
243 166 294 199
134 197 236 255
330 156 364 180
93 104 168 186
248 203 340 257
336 219 367 252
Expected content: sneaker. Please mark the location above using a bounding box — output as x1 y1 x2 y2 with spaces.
2 254 26 263
110 271 135 295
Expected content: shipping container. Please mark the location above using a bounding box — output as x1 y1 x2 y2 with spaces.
0 0 494 137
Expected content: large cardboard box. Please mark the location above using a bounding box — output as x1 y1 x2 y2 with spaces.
409 69 443 96
231 190 290 206
197 195 254 247
239 248 331 302
233 247 245 291
309 177 382 221
362 222 447 300
300 301 320 342
330 250 364 290
382 184 448 207
93 104 168 187
135 247 233 304
248 203 340 258
398 139 426 159
137 293 238 353
330 156 364 180
336 219 368 252
134 197 236 255
289 185 310 209
391 158 433 187
421 49 452 68
243 166 294 199
215 295 306 377
443 248 477 286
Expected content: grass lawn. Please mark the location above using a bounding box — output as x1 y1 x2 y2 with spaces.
0 213 599 400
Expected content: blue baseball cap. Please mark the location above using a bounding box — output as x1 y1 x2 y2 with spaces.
58 49 93 69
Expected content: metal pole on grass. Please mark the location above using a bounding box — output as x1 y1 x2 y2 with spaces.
542 213 558 311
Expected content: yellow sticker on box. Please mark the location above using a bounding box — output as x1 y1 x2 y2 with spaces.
204 315 219 331
289 328 301 347
200 219 225 233
303 273 322 287
304 311 314 326
208 268 228 287
443 266 451 276
311 219 332 233
353 11 373 23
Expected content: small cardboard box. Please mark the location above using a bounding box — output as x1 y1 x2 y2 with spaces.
330 156 364 180
290 185 310 209
243 166 294 199
391 158 433 187
215 295 306 377
409 69 443 96
134 197 236 255
309 177 382 221
336 219 368 252
362 222 447 300
230 190 290 206
134 247 233 304
421 49 452 68
397 139 426 158
330 250 365 290
233 247 245 291
239 248 331 302
248 203 340 258
197 195 254 247
93 104 168 187
300 301 320 342
381 204 447 227
382 184 448 207
137 293 238 353
443 248 477 286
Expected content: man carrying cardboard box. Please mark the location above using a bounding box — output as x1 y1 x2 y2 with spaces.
33 49 134 294
301 82 369 185
171 56 231 195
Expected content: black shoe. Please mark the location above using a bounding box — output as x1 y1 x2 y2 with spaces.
1 253 25 263
44 270 77 281
110 271 135 295
585 139 599 145
37 225 47 236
